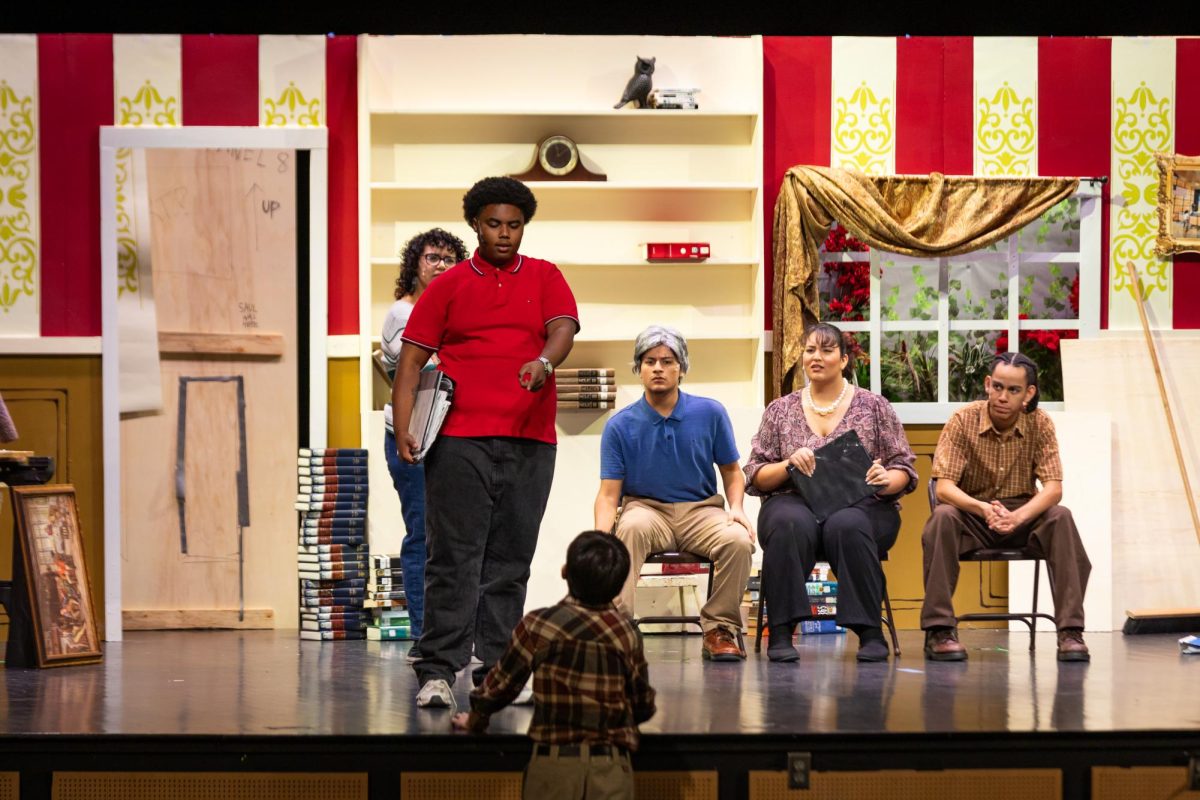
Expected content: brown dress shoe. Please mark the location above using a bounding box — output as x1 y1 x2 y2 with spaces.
1056 628 1090 662
702 628 746 662
924 627 968 661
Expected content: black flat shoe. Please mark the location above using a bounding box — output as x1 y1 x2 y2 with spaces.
856 638 889 662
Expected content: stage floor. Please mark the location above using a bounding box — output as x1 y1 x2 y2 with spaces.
2 628 1198 738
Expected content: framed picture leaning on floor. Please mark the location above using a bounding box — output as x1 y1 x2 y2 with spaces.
12 485 102 667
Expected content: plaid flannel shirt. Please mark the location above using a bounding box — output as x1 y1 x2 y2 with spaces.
469 596 656 750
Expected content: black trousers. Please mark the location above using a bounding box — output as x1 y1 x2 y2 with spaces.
415 435 556 687
757 494 900 629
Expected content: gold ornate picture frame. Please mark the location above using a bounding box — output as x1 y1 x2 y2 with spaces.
1155 153 1200 256
13 484 103 667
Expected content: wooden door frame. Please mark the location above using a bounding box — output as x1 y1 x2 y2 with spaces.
99 127 329 641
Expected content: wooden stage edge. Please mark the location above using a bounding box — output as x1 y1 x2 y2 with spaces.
1 629 1198 800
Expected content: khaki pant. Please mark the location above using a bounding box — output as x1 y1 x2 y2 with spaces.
523 745 634 800
615 495 753 634
921 499 1091 630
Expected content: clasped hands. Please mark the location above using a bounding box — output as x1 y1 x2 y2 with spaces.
787 448 891 488
983 500 1023 534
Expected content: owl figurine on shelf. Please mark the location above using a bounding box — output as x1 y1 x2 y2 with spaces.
614 56 655 109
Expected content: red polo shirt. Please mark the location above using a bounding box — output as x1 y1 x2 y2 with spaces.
401 251 579 444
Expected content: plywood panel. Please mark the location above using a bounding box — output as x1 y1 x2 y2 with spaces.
120 148 299 629
1062 336 1200 629
748 769 1060 799
1092 766 1200 800
53 772 366 800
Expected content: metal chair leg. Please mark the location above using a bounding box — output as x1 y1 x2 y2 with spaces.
754 570 765 653
882 575 901 658
1030 560 1041 652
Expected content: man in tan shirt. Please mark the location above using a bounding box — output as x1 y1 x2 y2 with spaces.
922 352 1091 662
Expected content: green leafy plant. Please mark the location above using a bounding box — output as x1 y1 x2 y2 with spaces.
880 332 937 403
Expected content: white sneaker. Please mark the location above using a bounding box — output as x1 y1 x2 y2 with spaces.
513 681 534 706
416 679 455 709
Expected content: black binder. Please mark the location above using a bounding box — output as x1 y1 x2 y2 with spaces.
786 429 878 522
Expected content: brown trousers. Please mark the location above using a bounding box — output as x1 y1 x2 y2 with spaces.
523 746 634 800
920 498 1091 630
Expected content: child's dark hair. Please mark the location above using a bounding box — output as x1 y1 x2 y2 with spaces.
802 322 856 381
566 531 630 605
991 351 1040 412
394 228 468 300
462 177 538 225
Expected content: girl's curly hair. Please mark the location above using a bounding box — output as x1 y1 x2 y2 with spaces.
395 228 469 300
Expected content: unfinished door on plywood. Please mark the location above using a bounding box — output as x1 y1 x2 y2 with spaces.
120 148 298 630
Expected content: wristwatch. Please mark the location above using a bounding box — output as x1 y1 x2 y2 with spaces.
537 356 554 376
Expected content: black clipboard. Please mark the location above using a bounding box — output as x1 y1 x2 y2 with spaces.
786 429 877 522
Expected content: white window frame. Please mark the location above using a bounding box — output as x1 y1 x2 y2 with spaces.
829 182 1102 424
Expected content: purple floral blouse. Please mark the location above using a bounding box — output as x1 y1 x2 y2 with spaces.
743 389 917 505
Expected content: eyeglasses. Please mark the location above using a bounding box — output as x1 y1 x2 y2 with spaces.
421 253 458 267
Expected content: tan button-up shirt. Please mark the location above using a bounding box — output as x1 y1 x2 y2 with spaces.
931 401 1063 501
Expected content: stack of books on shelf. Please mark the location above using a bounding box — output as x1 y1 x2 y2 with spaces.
365 553 412 641
297 447 370 641
557 368 617 410
800 562 844 635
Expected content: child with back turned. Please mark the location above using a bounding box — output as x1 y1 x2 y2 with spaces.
452 530 656 799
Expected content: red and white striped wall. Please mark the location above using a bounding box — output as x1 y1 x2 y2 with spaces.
2 36 1199 341
765 36 1200 331
0 34 359 341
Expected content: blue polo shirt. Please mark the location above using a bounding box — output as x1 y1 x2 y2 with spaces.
600 391 740 503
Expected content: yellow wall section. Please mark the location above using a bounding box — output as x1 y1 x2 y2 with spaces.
326 358 360 449
0 356 106 639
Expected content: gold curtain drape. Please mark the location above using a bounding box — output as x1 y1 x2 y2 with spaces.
771 167 1080 397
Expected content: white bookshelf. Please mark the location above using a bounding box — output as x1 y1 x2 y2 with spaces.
358 34 765 610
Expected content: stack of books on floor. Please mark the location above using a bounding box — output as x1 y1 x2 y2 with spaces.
743 572 763 639
297 447 370 641
801 562 844 635
742 563 844 640
365 553 412 641
557 368 617 410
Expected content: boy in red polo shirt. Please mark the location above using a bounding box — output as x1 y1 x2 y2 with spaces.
391 177 580 707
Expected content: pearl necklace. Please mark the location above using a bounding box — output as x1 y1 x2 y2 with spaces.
805 379 848 416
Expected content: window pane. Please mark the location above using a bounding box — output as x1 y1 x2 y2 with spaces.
1019 261 1079 321
879 257 939 322
818 225 870 322
880 331 937 403
843 330 871 390
1018 196 1081 253
948 260 1008 321
1000 328 1077 402
948 330 1001 402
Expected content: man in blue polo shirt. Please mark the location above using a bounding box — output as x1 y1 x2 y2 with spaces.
594 325 754 662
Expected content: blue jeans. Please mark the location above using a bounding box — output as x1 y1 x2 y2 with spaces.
383 430 426 638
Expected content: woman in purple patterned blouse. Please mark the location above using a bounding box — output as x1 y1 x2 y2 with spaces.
745 323 916 663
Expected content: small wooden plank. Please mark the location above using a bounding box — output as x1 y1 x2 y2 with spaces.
158 331 284 357
1127 607 1200 619
0 450 34 460
122 609 275 630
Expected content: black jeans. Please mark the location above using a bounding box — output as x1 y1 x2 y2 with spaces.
415 435 556 687
758 494 900 629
